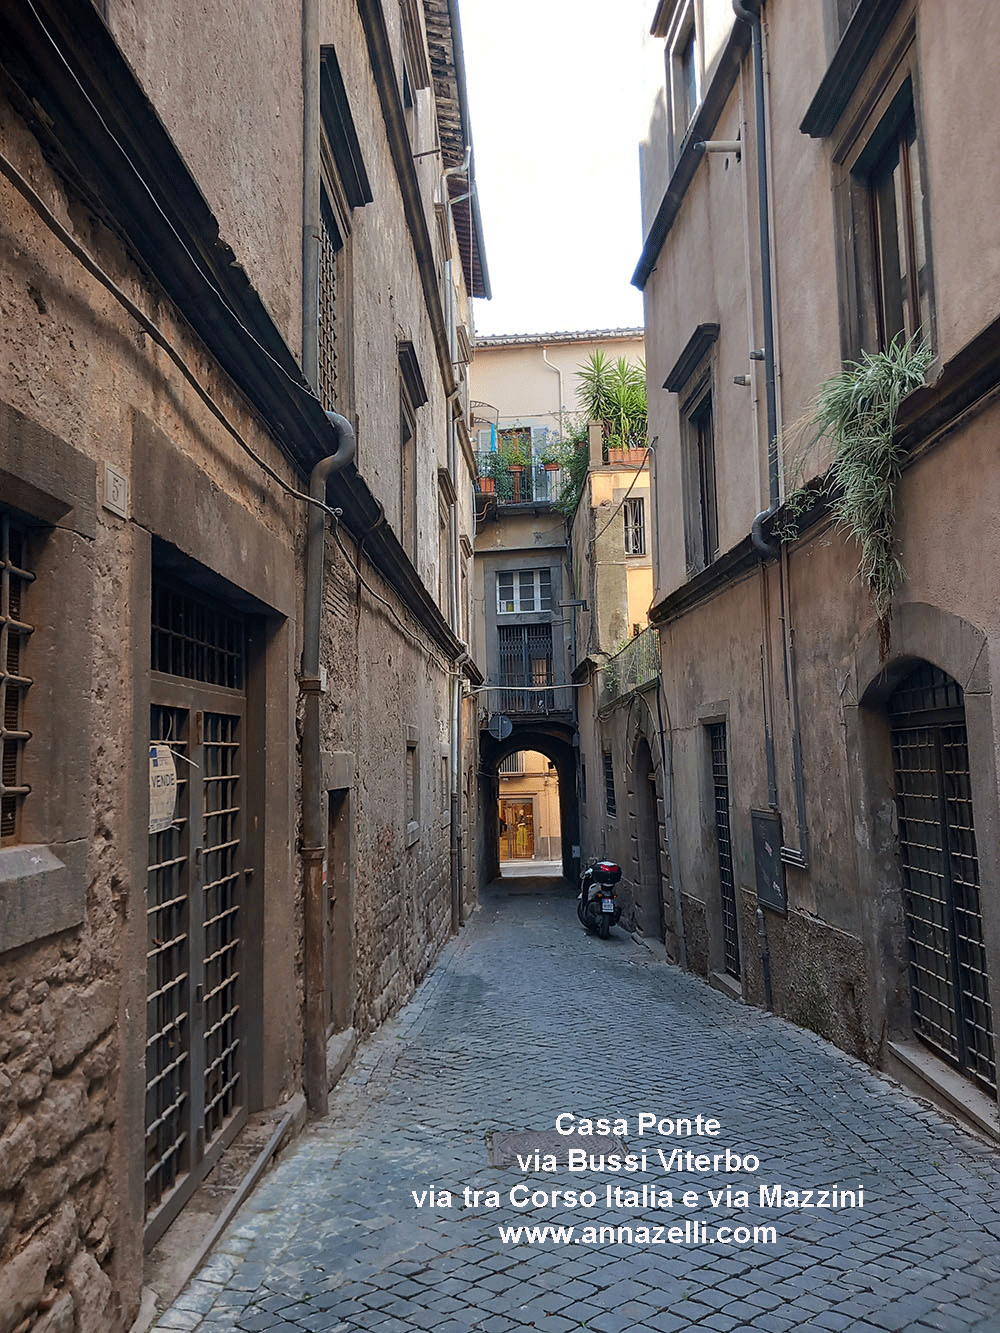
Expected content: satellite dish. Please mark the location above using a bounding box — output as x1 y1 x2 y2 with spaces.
488 713 513 741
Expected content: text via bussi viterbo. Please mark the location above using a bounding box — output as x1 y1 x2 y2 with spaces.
408 1111 866 1250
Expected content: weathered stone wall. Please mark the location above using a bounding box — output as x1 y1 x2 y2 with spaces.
1 69 302 1326
0 965 116 1333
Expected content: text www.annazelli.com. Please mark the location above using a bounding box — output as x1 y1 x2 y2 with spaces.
497 1221 778 1247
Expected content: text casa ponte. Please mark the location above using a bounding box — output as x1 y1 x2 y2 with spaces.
555 1113 721 1137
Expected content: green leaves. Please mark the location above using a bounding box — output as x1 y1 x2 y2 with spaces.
575 349 648 450
784 334 931 624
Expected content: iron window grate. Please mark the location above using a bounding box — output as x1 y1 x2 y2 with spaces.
145 704 192 1212
497 623 555 713
624 497 646 555
0 513 34 843
603 752 617 817
709 722 740 980
890 663 995 1095
202 710 242 1146
151 580 245 689
318 192 342 413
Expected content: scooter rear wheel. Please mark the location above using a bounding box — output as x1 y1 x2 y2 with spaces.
597 915 611 940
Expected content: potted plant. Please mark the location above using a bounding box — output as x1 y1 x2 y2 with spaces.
504 443 530 474
539 448 561 472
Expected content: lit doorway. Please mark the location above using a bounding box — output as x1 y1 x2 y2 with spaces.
497 750 561 861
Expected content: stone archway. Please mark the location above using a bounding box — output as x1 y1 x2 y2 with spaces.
632 737 665 941
621 690 680 961
845 602 1000 1088
479 722 579 887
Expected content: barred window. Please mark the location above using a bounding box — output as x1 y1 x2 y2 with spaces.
603 751 617 818
624 497 646 555
1 513 34 843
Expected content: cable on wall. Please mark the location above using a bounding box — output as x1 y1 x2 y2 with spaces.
0 149 341 521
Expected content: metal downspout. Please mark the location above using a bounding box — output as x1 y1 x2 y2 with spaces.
302 0 320 390
733 0 780 557
301 413 356 1116
444 257 465 933
734 0 809 867
542 347 564 443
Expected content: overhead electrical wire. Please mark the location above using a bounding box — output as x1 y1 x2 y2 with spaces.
0 149 340 520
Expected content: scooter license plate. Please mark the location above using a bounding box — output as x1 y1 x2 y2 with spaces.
601 897 615 913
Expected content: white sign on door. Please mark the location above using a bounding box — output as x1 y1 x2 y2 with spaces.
148 743 178 834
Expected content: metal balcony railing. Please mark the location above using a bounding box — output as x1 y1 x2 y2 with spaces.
599 627 660 709
480 683 575 718
474 453 562 506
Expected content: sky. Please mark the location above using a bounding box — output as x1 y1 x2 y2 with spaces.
458 0 660 338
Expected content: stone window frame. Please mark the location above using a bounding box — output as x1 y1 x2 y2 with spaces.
826 17 937 362
0 405 96 953
398 341 428 566
405 725 421 847
318 46 372 425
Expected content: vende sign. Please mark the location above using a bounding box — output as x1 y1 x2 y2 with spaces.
148 744 178 834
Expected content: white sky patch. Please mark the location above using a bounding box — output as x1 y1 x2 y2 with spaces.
459 0 661 336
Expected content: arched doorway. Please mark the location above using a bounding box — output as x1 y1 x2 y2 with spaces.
888 661 996 1094
497 750 561 862
479 724 578 887
633 737 665 940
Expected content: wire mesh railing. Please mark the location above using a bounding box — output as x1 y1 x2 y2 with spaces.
599 627 660 709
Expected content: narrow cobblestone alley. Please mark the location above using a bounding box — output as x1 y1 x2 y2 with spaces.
151 880 1000 1333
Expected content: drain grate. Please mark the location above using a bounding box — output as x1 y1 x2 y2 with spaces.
487 1129 626 1168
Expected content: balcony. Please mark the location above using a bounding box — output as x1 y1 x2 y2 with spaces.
475 452 563 506
598 627 660 709
480 683 575 719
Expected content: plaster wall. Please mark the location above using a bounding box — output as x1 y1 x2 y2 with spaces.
472 335 645 437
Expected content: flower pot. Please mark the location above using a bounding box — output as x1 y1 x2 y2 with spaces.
543 462 560 472
507 464 525 475
626 448 646 464
478 477 495 493
608 448 625 465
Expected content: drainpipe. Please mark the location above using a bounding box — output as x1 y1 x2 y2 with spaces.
301 413 356 1117
302 0 320 389
733 0 780 558
734 0 810 871
541 347 564 443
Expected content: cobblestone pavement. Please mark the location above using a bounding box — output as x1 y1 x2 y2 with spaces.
152 879 1000 1333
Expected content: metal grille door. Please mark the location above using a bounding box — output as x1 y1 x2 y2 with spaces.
709 722 740 979
146 704 191 1217
889 663 995 1094
497 623 553 713
145 580 247 1244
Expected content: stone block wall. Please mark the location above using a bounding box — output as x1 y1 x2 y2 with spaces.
0 953 117 1332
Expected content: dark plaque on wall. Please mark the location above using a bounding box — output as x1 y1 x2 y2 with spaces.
752 809 787 914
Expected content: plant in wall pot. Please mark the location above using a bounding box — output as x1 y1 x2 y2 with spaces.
778 334 932 657
575 349 648 464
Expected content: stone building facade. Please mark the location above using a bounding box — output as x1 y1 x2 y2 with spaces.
469 332 646 887
0 0 486 1327
637 0 1000 1132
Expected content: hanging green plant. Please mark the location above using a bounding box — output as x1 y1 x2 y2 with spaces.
778 335 931 642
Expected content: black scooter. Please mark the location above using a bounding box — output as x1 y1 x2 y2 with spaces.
576 860 623 939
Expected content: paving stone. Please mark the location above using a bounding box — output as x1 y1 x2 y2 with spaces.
148 888 1000 1333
